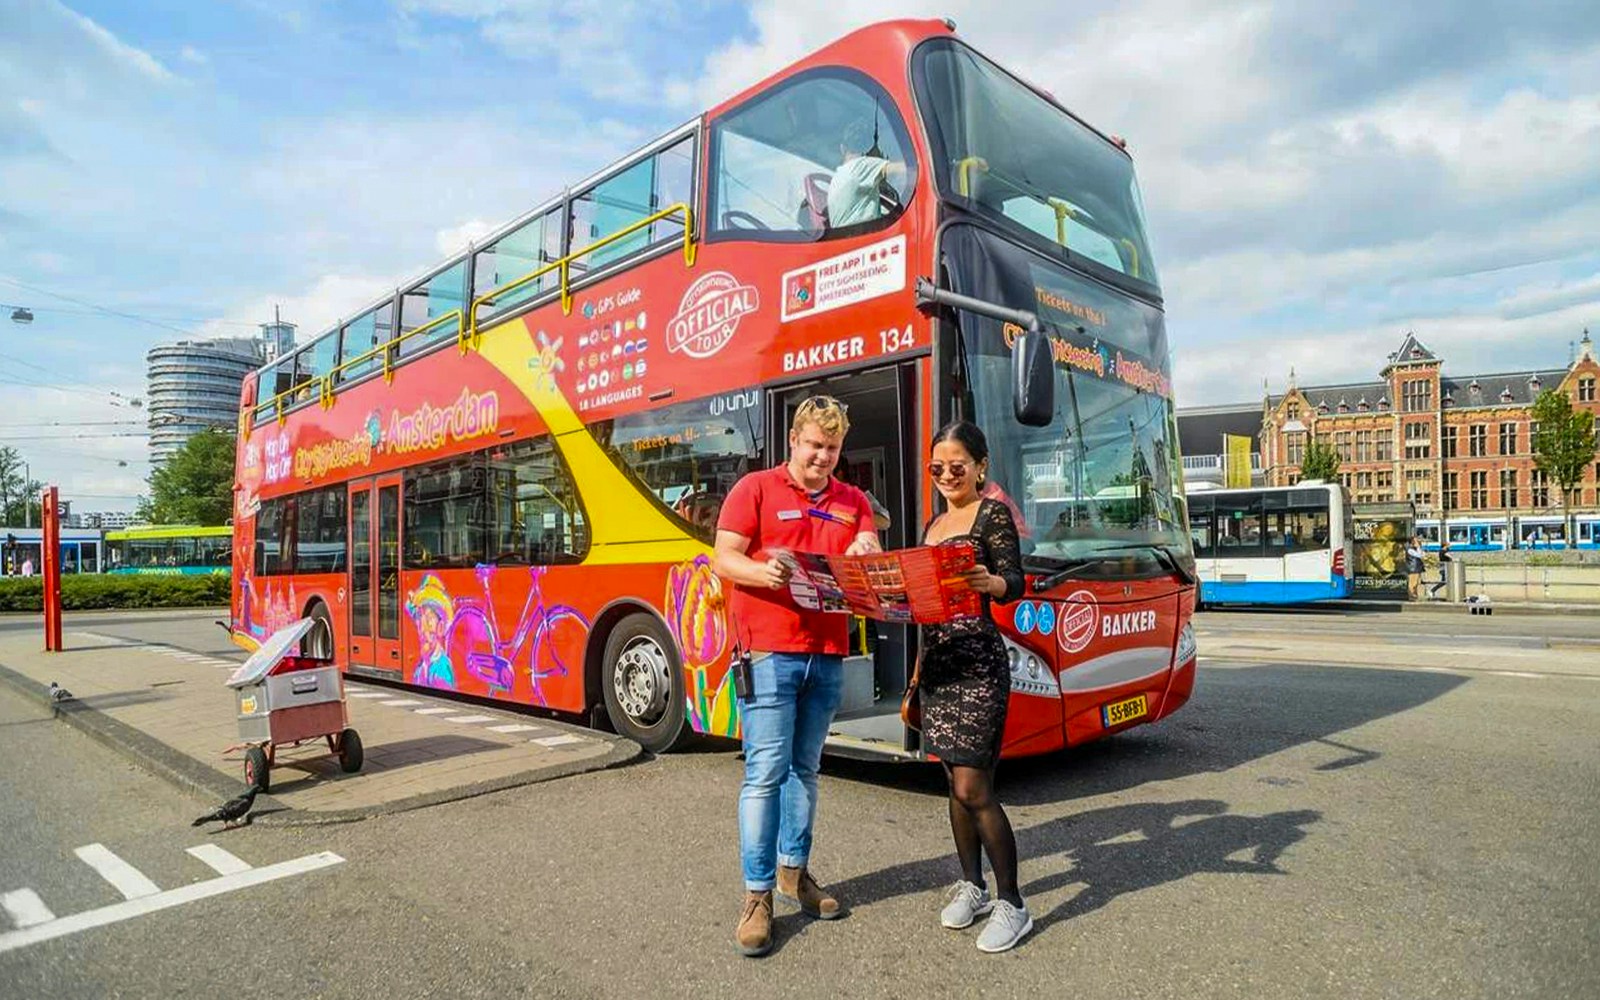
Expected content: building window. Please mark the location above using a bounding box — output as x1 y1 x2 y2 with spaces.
1376 429 1393 461
1499 421 1517 456
1335 432 1352 462
1468 424 1487 457
1580 377 1596 403
1376 470 1394 490
1442 425 1457 458
1470 470 1488 510
1286 432 1305 466
1402 379 1432 412
1356 472 1373 489
1500 468 1518 509
1355 430 1372 462
1442 472 1459 510
1531 469 1549 508
1405 441 1431 460
1287 401 1300 419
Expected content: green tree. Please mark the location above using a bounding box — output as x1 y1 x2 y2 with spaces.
1299 440 1341 482
0 447 43 526
1531 389 1599 542
143 428 236 526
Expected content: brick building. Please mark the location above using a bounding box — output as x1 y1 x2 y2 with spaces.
1259 330 1600 521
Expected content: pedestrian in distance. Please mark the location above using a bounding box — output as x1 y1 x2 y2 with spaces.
1428 541 1453 599
918 420 1031 953
1405 535 1425 600
713 394 881 958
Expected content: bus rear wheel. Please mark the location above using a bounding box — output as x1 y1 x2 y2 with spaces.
304 602 334 660
601 613 691 754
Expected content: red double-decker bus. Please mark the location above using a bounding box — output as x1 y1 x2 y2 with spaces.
231 17 1198 759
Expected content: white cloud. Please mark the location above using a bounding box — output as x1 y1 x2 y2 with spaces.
179 45 208 65
435 218 497 257
201 273 401 344
58 2 176 83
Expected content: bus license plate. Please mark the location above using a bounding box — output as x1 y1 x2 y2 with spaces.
1101 695 1148 728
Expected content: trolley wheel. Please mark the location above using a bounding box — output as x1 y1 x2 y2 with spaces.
244 745 271 793
601 612 693 754
338 728 363 773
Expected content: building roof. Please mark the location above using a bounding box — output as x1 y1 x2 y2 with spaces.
1381 332 1439 373
1440 370 1567 409
1176 402 1262 456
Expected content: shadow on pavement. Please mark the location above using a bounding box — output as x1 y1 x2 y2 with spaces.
815 797 1319 936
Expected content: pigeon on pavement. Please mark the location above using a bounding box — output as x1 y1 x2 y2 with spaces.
47 681 72 702
192 787 259 830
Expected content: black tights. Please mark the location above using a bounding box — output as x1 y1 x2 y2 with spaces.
943 763 1021 906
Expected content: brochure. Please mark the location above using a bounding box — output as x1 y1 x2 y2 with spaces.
772 539 981 624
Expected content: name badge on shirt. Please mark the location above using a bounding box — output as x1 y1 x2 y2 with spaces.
776 509 803 521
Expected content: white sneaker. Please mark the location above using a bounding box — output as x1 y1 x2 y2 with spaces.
976 899 1033 953
940 880 993 929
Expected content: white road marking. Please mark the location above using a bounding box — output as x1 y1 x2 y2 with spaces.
444 714 494 724
1415 667 1461 674
413 707 455 715
186 844 252 877
1491 671 1546 679
0 851 344 954
379 699 425 707
72 632 136 646
74 844 160 900
346 692 389 699
1 889 55 929
488 724 543 734
532 734 585 748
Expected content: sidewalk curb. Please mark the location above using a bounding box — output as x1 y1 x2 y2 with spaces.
0 659 644 826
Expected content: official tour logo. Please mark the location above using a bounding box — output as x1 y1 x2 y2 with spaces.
1057 589 1099 654
667 271 759 359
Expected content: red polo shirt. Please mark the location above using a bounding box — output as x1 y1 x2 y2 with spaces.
717 465 875 655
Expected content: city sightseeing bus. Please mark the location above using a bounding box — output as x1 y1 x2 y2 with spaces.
106 525 233 575
231 18 1197 759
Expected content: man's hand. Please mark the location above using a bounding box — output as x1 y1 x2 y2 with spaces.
756 557 791 590
846 532 881 556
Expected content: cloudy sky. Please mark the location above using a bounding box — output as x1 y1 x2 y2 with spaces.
2 0 1597 510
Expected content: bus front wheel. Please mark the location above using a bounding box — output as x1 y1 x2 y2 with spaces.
601 613 691 754
304 603 334 661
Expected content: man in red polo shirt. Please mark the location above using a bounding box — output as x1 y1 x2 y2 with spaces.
713 394 879 957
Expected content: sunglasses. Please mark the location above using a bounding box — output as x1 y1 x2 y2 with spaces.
927 461 971 479
799 394 848 413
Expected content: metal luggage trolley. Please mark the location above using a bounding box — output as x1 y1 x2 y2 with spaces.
225 618 362 792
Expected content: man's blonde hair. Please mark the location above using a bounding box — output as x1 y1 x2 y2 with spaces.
792 395 849 437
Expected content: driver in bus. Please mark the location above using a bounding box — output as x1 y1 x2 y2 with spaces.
827 120 908 229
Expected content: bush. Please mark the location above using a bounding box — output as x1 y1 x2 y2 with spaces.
0 573 231 612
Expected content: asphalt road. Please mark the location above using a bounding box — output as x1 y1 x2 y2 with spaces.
1 609 1596 999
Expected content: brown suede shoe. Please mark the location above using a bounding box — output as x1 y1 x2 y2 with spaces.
736 890 774 957
777 865 843 920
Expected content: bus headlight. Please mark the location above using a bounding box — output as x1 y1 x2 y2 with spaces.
1003 636 1056 696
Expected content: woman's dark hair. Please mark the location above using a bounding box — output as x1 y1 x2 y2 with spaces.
931 419 988 462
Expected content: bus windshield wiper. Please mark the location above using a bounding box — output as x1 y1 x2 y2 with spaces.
1030 542 1194 592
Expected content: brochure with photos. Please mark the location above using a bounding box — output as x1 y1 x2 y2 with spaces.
771 538 980 624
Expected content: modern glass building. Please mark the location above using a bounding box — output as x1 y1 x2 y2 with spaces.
146 326 286 466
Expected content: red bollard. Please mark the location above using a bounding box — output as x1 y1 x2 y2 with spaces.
41 486 62 652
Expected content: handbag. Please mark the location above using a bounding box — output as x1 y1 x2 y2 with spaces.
900 654 923 732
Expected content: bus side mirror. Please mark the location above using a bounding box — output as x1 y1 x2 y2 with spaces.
1012 330 1054 427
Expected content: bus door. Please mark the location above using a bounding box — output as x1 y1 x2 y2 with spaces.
347 473 405 676
771 362 918 754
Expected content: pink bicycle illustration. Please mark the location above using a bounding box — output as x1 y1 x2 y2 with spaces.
447 564 590 704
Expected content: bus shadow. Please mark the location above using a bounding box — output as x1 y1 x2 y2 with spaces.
815 797 1319 937
823 663 1466 805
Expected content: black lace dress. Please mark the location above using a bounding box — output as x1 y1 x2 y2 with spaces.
918 497 1025 767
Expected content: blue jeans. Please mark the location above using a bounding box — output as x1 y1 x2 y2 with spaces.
738 652 844 891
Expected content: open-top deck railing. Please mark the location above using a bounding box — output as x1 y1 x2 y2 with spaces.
249 202 697 426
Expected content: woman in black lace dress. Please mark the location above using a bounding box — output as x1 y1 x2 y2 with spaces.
918 420 1031 952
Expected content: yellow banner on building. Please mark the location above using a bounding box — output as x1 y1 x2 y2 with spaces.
1225 434 1252 488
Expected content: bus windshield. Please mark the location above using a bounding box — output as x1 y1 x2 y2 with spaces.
916 38 1159 291
944 225 1187 572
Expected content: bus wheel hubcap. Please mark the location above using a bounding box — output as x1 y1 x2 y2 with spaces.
614 637 670 725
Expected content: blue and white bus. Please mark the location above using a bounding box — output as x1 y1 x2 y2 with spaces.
1 526 105 576
1186 482 1353 606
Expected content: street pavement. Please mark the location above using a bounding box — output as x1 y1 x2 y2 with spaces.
0 607 1596 999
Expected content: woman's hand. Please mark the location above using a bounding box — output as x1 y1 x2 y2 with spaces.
960 564 1000 596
